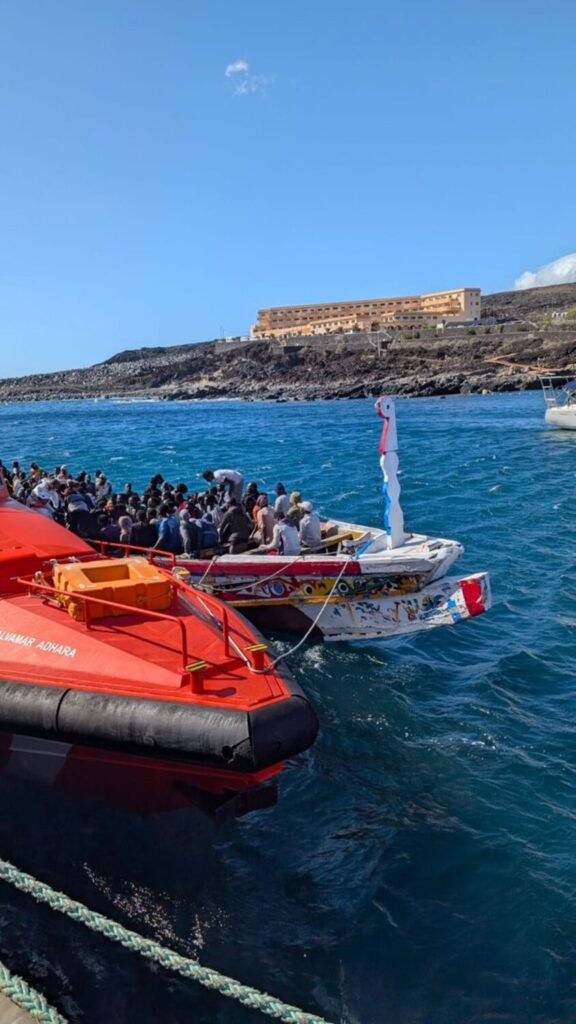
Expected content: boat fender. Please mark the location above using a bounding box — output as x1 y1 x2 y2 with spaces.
0 681 319 772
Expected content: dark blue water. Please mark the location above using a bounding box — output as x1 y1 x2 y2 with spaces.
0 392 575 1024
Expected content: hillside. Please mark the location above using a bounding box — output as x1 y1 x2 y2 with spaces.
1 282 576 403
481 282 576 319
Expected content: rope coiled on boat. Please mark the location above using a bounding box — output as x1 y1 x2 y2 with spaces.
0 857 332 1024
0 958 67 1023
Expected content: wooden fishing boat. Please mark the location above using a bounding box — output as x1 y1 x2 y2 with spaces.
175 527 489 641
171 397 491 641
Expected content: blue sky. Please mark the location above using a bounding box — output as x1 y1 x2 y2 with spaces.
1 0 575 376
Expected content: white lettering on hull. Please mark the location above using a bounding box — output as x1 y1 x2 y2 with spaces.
0 630 77 658
0 630 36 647
36 641 77 658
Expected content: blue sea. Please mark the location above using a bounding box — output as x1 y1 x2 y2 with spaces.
0 391 574 1024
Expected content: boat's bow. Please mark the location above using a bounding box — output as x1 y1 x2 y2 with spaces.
0 495 319 799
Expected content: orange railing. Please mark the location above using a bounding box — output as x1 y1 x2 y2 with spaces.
169 569 231 658
17 574 191 674
86 541 234 661
17 567 248 677
87 539 177 567
24 543 265 675
58 544 235 663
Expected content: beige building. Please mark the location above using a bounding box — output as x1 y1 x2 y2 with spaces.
251 288 481 338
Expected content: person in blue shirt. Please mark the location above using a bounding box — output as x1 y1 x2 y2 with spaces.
153 502 182 554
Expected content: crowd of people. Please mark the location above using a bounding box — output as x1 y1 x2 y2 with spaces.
0 461 324 557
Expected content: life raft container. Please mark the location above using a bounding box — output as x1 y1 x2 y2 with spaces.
54 558 172 621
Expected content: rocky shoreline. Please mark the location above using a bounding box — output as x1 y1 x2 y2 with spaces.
0 360 553 405
2 283 576 404
0 336 571 406
0 343 567 405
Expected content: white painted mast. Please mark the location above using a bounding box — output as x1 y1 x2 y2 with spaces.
375 396 405 549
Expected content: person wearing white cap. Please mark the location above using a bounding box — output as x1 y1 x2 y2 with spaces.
299 500 323 549
26 481 55 519
95 473 112 501
41 477 63 516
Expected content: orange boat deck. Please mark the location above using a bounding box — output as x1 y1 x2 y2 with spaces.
0 490 320 787
0 587 285 709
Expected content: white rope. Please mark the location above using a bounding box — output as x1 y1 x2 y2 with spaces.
265 559 352 668
195 555 219 587
0 858 331 1024
180 553 353 672
193 553 307 594
192 557 352 673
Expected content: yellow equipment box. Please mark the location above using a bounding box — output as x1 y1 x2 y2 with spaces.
54 557 173 621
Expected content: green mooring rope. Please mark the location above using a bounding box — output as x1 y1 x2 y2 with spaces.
0 958 67 1023
0 857 331 1024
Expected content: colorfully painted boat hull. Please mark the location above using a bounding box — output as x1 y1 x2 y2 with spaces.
234 571 491 642
174 522 490 641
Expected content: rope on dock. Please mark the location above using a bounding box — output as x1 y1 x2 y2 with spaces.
0 857 332 1024
0 958 67 1023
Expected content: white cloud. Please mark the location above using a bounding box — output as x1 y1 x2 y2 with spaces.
225 60 249 77
224 59 271 95
233 74 269 95
514 253 576 290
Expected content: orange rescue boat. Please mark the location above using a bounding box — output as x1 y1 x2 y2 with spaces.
0 487 318 814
